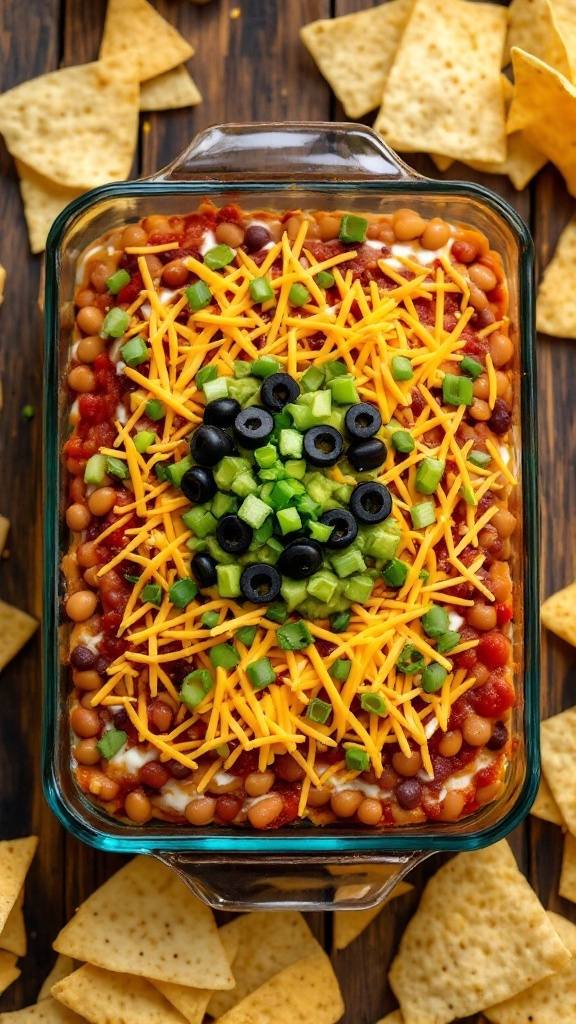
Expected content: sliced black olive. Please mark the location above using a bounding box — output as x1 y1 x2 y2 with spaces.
277 539 323 579
215 514 253 554
203 397 241 428
190 424 236 467
350 482 392 524
240 563 282 604
319 509 358 549
344 402 382 441
180 466 217 504
303 426 344 467
260 373 300 413
347 437 387 472
233 406 274 449
191 553 218 588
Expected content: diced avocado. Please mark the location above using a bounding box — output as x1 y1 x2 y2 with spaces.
284 459 306 480
182 507 217 538
361 520 401 561
227 376 261 406
327 407 347 433
231 472 258 498
334 484 353 504
307 569 339 603
344 574 376 603
285 403 316 431
308 520 334 543
238 544 280 567
304 472 338 507
213 456 251 490
254 516 274 544
281 577 308 612
331 547 367 578
238 493 272 529
254 444 277 469
277 506 302 535
211 492 238 518
297 593 349 620
206 535 236 565
279 428 303 459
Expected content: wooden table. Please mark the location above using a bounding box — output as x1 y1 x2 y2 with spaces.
0 2 575 1021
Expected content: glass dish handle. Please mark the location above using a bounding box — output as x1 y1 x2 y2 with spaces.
148 122 424 183
154 849 431 911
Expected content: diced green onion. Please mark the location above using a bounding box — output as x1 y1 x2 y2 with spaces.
169 578 198 608
419 568 430 582
415 457 445 495
141 583 162 606
276 506 302 535
460 355 484 378
265 602 288 624
249 277 275 303
125 573 141 584
201 611 220 629
247 656 276 691
421 662 448 693
299 365 325 392
196 364 218 390
315 270 335 289
181 668 214 709
202 377 229 402
284 459 306 480
276 620 313 651
209 643 240 669
391 355 414 381
96 728 127 760
254 517 274 544
468 449 492 469
360 693 387 716
216 743 230 758
236 624 258 647
84 454 107 486
185 281 213 311
106 269 130 295
323 359 348 381
328 376 359 404
330 610 351 633
307 698 332 724
345 746 370 771
254 444 277 469
421 604 450 638
252 355 281 379
382 558 409 588
392 430 415 454
339 215 368 244
289 282 310 307
216 563 242 598
437 630 461 654
343 573 375 603
308 520 334 543
102 307 130 338
182 507 217 538
330 658 351 682
106 456 130 480
134 430 158 453
331 547 366 579
307 569 339 603
120 336 149 367
165 455 193 488
204 244 235 270
238 493 272 530
396 643 426 675
410 501 436 529
442 373 474 407
279 428 303 459
145 399 165 421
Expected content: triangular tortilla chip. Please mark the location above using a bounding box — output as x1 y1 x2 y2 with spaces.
388 841 571 1024
150 924 238 1024
547 0 576 79
0 1000 82 1023
0 837 37 934
53 856 233 989
537 228 576 338
214 951 344 1024
0 516 10 556
300 0 414 119
139 66 201 111
504 0 569 71
375 0 507 162
0 264 5 305
207 911 320 1019
15 160 81 255
37 956 75 1003
375 1014 404 1024
334 881 413 950
0 887 26 957
0 60 139 190
52 964 189 1024
531 773 565 825
0 950 20 997
560 831 576 902
100 0 194 83
466 131 547 189
508 48 576 197
486 912 576 1023
0 601 38 672
541 706 576 834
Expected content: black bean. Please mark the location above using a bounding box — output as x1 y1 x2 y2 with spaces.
489 398 512 434
169 760 193 780
70 644 97 671
396 778 422 810
487 722 508 750
244 224 272 253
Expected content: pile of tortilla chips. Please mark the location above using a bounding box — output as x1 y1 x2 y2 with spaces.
0 856 344 1024
0 0 201 254
302 0 576 195
0 837 38 1001
0 515 38 676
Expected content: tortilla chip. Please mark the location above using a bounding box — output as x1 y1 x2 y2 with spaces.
300 0 414 119
466 131 548 189
0 60 139 191
0 601 38 672
375 1015 404 1024
388 841 571 1024
0 888 25 957
150 925 238 1024
139 65 201 111
207 911 320 1019
37 957 75 1003
531 773 565 825
15 161 80 255
0 951 20 997
0 837 37 934
504 0 567 70
431 155 454 172
486 911 576 1023
52 964 189 1024
560 831 576 902
508 48 576 197
546 0 576 79
214 951 344 1024
375 0 507 162
0 1001 83 1023
0 517 9 557
53 856 233 989
334 882 413 950
541 706 576 835
537 225 576 338
0 265 5 305
100 0 194 83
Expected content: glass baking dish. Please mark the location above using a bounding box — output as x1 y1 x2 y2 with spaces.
43 123 538 910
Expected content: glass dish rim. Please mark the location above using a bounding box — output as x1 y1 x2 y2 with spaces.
43 176 539 855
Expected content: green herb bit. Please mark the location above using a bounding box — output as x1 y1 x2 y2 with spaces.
442 373 474 407
421 662 448 693
249 277 275 304
141 583 162 606
134 430 158 453
415 457 445 495
201 611 220 629
21 404 35 421
396 643 426 675
276 620 313 651
339 215 368 244
210 642 240 669
460 355 484 378
264 602 288 624
185 281 213 311
247 656 276 691
145 399 165 421
106 269 130 295
204 244 235 270
330 658 351 682
289 282 310 307
180 669 214 709
468 449 492 469
382 558 409 588
391 355 414 381
120 336 149 368
196 364 218 390
235 625 258 647
169 578 198 608
106 456 130 480
392 430 415 454
330 610 351 633
315 270 335 289
345 746 370 772
307 698 332 724
360 693 387 716
436 630 461 654
410 501 436 530
102 307 130 338
252 355 281 379
96 728 127 760
421 604 450 638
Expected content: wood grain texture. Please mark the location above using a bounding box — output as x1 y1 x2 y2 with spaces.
0 1 573 1022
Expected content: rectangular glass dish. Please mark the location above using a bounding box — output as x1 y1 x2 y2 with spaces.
43 124 538 910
